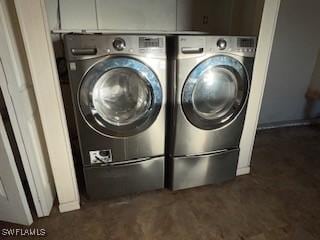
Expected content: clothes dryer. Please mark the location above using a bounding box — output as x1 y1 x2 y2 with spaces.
167 35 256 190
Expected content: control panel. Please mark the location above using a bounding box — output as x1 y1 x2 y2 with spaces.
237 38 255 48
177 36 256 58
65 34 166 61
236 37 256 53
89 149 112 165
139 37 164 49
216 37 256 53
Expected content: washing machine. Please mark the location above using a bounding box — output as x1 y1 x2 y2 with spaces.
167 35 256 190
64 34 166 199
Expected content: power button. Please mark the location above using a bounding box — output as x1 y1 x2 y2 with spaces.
217 39 227 50
113 38 126 51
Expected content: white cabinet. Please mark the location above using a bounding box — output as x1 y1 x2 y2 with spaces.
96 0 176 31
59 0 176 31
177 0 234 34
60 0 97 29
53 0 263 35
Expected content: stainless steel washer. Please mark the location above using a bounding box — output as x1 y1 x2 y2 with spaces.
167 35 256 190
64 34 166 199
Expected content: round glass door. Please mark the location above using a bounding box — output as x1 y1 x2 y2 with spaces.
182 55 249 130
79 57 162 137
92 68 152 126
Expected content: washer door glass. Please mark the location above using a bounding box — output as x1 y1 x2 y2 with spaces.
182 55 249 130
92 68 152 126
79 57 162 137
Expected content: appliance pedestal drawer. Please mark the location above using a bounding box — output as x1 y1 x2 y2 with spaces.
169 149 239 191
84 156 164 199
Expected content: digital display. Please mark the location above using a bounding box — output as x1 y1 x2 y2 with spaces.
139 37 162 48
238 38 255 48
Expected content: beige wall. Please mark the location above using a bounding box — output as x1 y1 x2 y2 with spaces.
259 0 320 125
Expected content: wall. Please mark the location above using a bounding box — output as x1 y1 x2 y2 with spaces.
259 0 320 126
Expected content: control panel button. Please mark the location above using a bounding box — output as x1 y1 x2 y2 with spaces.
113 38 126 51
217 39 227 50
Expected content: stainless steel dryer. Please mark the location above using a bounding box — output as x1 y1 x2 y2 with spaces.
167 35 256 190
64 34 166 199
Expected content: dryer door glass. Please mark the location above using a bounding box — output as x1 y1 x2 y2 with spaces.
182 55 249 130
79 57 162 137
192 67 238 120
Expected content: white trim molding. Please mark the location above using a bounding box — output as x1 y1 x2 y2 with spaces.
238 0 281 172
14 0 80 212
59 201 82 213
236 167 251 176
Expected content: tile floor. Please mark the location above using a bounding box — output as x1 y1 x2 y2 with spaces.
1 126 320 240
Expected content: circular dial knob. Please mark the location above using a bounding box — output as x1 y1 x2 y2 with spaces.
113 38 126 51
217 39 227 50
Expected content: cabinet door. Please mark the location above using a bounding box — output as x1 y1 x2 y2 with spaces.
176 0 234 33
60 0 97 30
96 0 176 31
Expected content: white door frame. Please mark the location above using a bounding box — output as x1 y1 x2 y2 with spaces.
14 0 80 213
12 0 280 211
237 0 281 175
